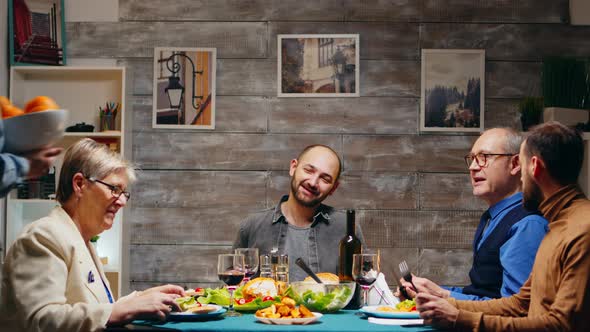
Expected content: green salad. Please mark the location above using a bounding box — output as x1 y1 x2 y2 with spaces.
395 299 417 311
196 287 278 311
174 296 200 311
286 285 353 312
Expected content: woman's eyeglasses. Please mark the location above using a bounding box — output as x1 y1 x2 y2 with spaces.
87 176 130 201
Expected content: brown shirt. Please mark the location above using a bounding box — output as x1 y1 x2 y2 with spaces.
448 185 590 331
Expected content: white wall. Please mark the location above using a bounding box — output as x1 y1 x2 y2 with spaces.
65 0 118 22
0 0 8 279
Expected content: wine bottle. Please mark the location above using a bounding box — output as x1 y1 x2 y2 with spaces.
338 209 362 282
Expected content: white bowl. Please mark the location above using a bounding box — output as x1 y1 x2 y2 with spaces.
3 109 68 153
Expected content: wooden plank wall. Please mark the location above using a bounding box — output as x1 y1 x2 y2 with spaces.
66 0 590 292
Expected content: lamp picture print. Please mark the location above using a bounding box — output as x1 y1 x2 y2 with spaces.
153 47 216 129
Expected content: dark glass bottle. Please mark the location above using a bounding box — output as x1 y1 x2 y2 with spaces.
338 209 362 282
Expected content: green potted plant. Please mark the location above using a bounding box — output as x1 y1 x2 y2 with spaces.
518 97 544 131
542 57 590 125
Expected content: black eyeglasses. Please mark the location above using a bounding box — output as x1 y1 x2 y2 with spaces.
464 153 516 168
87 176 131 201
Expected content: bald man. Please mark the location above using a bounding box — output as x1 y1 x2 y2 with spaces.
233 144 364 282
399 128 548 301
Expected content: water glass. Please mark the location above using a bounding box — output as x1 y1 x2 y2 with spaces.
276 254 289 283
235 248 259 282
259 254 273 278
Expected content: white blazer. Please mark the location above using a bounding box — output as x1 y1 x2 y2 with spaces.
0 206 114 332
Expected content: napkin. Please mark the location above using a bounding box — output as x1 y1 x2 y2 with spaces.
368 272 399 306
368 317 424 326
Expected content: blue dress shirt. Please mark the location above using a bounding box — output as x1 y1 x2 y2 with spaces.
444 192 548 300
0 118 29 196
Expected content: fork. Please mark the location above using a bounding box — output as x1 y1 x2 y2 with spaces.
391 266 412 300
399 260 419 294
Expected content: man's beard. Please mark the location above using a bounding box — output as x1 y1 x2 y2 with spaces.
523 177 543 211
290 176 324 208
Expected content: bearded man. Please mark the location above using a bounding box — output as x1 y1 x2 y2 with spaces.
416 122 590 331
233 144 364 281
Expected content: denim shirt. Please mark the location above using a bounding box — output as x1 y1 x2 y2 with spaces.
233 195 365 281
0 118 29 197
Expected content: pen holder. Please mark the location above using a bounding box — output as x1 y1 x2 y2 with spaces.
100 113 116 131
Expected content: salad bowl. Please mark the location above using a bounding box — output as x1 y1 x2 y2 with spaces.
288 281 355 312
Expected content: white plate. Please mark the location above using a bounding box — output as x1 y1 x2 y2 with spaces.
359 305 420 319
168 305 226 321
256 312 322 325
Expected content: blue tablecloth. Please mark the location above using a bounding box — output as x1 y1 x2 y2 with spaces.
131 310 437 332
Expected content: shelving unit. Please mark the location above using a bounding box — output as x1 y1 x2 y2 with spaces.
6 66 126 299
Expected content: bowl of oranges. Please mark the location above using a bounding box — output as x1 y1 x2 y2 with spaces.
0 96 68 153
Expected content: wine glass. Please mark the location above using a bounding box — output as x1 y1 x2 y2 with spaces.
352 253 380 308
235 248 259 283
218 254 245 317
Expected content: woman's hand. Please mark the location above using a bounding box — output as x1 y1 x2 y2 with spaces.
141 284 185 297
108 284 184 325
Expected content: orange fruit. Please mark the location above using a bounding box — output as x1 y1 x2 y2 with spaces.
2 105 25 119
24 96 59 113
0 96 10 107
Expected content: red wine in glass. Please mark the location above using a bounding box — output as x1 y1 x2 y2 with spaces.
218 271 244 286
355 276 377 286
218 254 245 317
235 248 259 283
352 253 380 309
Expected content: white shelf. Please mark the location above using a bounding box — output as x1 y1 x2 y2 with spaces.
7 66 126 299
103 266 121 273
64 131 121 138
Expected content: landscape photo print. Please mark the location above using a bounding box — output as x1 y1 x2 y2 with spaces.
278 34 359 97
421 49 485 132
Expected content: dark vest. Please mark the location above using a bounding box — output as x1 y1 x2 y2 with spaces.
462 205 540 298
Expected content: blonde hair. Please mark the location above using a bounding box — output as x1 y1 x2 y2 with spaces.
56 138 136 204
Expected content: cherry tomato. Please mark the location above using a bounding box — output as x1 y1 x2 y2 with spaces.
410 306 416 311
195 287 204 292
262 296 274 302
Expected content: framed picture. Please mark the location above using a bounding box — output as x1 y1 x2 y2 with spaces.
278 34 360 97
420 49 485 132
153 47 216 129
8 0 66 66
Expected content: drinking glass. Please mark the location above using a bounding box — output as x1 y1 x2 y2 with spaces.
235 248 259 283
218 254 245 317
352 253 380 308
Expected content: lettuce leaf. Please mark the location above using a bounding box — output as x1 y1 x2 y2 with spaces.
196 287 277 311
396 299 416 311
299 286 352 312
174 296 198 311
197 287 230 306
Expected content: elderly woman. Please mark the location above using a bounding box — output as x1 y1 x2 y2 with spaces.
1 138 184 331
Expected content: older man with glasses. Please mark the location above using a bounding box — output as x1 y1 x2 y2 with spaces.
398 127 548 301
